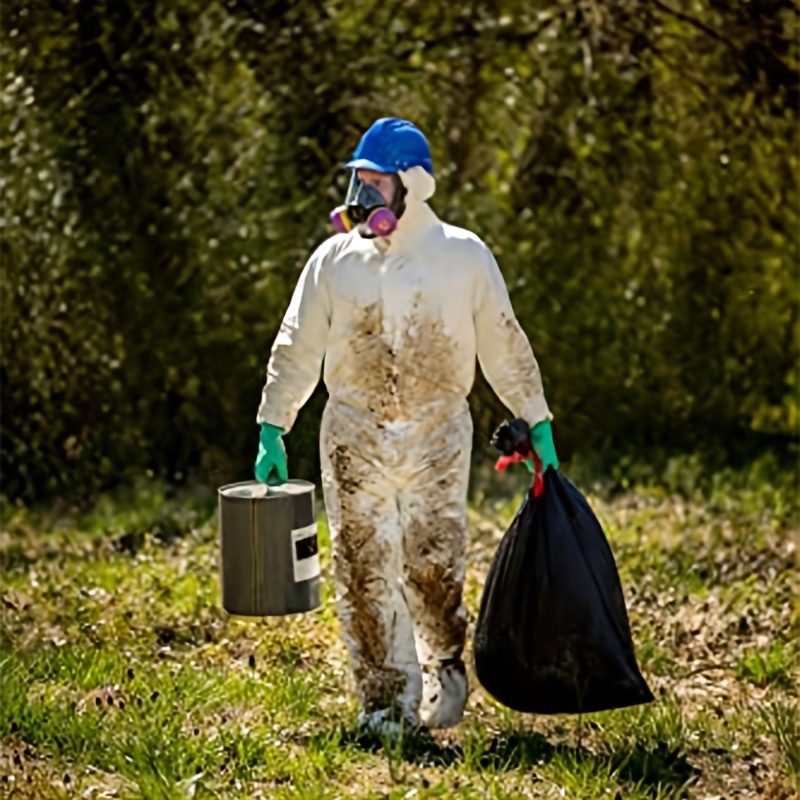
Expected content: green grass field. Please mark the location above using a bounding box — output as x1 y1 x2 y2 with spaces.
1 464 797 799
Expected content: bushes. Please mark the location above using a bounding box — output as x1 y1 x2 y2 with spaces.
2 0 797 500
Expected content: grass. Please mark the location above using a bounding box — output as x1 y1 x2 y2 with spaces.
737 641 796 690
0 462 797 799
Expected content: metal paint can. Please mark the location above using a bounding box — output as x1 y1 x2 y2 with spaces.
218 480 320 616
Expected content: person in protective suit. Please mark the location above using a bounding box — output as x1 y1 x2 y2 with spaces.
254 118 558 733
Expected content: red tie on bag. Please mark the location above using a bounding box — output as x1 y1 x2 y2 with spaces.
495 446 545 498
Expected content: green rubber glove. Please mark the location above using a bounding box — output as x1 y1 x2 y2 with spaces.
254 423 288 485
525 419 559 474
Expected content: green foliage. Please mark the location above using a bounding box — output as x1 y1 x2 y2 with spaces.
737 640 797 690
1 0 798 500
1 479 797 796
759 700 800 778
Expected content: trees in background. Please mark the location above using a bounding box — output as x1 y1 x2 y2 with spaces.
2 0 797 499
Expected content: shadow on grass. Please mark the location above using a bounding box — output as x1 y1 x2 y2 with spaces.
321 725 697 796
609 741 698 792
332 723 464 767
469 732 696 793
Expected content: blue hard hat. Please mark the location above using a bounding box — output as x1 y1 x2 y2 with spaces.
345 118 433 176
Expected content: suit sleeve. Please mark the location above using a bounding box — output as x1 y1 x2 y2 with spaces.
256 245 332 431
473 246 552 427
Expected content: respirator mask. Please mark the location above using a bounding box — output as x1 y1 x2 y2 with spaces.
330 172 407 238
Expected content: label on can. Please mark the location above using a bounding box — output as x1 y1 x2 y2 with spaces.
291 523 320 583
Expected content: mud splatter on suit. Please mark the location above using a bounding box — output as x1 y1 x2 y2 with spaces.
258 167 550 729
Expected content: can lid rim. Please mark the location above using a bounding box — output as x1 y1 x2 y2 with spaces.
218 479 315 500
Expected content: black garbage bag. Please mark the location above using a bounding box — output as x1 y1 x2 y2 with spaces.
473 420 654 715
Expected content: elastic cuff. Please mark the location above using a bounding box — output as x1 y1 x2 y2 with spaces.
256 409 290 432
521 403 552 429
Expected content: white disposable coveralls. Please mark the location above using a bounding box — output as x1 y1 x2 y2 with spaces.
257 167 551 729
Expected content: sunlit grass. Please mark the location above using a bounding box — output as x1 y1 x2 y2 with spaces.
1 469 797 798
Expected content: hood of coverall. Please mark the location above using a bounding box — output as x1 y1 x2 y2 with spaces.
398 165 435 203
368 165 437 252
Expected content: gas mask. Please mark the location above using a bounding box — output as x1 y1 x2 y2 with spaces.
330 172 407 238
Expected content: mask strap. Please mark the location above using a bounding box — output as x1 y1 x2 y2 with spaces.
390 174 407 221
